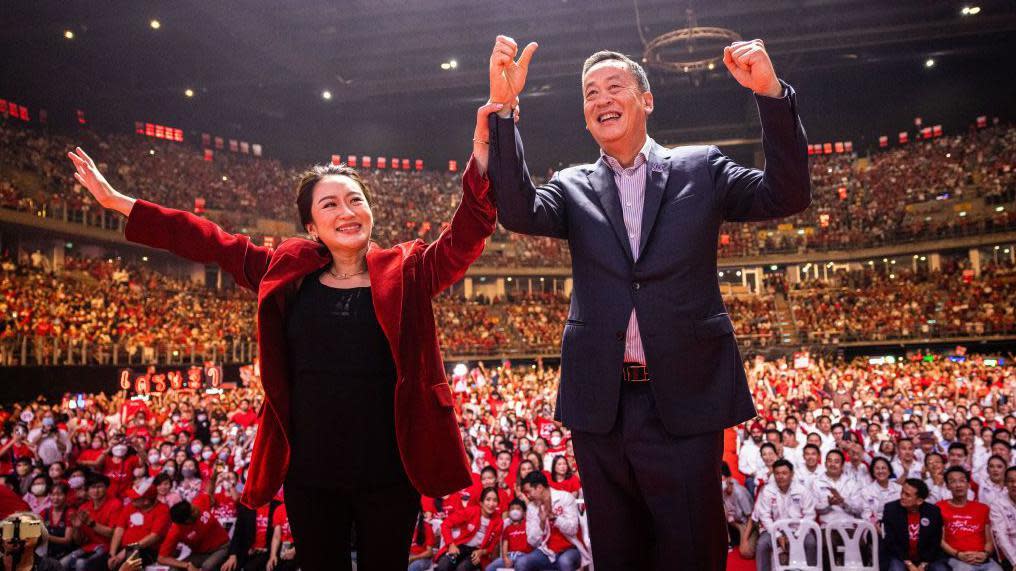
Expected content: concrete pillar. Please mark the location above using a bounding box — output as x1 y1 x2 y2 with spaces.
564 278 573 296
495 278 506 298
787 264 801 284
969 248 981 277
463 278 473 299
929 253 941 272
50 240 66 272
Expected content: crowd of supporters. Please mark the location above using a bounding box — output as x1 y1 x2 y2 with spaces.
734 351 1016 569
0 350 1015 569
2 120 1014 266
4 254 1014 365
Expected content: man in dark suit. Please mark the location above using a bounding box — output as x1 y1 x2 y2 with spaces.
882 479 950 571
475 36 811 569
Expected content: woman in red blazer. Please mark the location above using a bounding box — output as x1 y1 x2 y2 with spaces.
67 101 513 571
434 487 503 570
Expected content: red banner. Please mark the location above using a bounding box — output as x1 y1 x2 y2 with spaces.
879 135 888 148
898 131 909 144
448 160 458 172
362 156 372 168
377 157 387 169
347 155 357 167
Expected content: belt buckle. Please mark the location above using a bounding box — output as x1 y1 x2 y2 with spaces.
624 363 650 383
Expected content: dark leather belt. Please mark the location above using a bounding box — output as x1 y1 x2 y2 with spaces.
622 362 650 383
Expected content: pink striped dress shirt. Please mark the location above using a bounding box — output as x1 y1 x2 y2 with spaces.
601 136 655 366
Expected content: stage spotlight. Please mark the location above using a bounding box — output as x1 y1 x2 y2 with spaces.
64 30 74 40
961 5 981 15
150 19 161 30
184 88 194 98
441 62 450 70
925 58 935 68
449 59 458 69
322 90 332 100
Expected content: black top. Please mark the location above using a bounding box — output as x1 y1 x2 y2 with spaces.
284 269 407 490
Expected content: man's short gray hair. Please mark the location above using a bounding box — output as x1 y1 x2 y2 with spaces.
581 51 651 93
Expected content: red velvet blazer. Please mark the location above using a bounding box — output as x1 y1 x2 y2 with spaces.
123 158 495 508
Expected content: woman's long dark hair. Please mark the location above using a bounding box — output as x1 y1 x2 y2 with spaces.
413 511 428 547
551 455 572 481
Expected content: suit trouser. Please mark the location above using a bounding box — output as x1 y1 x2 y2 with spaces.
570 382 727 571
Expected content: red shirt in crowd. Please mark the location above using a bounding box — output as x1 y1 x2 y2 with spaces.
409 520 436 557
103 455 140 498
548 474 581 495
907 510 920 560
231 409 258 428
272 504 292 544
158 508 230 558
117 502 171 546
252 504 272 551
502 521 532 554
938 500 991 552
79 497 122 552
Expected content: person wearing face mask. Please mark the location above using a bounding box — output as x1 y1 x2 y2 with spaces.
70 99 501 571
22 475 52 514
434 487 503 571
103 441 138 500
175 459 204 503
27 413 71 467
484 498 533 571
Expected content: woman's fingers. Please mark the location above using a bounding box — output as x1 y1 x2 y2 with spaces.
77 147 96 167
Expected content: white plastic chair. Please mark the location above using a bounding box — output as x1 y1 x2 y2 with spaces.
770 518 823 571
823 519 878 571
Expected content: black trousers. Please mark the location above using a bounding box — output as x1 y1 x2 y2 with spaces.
571 382 727 571
284 479 420 571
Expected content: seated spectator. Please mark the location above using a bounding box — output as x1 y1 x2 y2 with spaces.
861 456 903 529
158 499 230 571
484 498 533 571
266 503 296 571
721 462 754 547
407 511 439 571
40 482 76 560
547 456 581 498
22 474 52 514
753 459 818 571
988 466 1016 570
938 466 1001 571
434 487 503 571
107 478 171 569
514 471 589 571
64 474 120 571
881 478 948 571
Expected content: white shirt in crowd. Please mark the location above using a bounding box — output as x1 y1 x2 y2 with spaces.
989 492 1016 564
795 465 826 490
810 473 862 525
783 444 805 473
891 458 924 480
752 481 817 534
738 439 765 479
525 488 591 564
27 427 71 466
859 481 902 523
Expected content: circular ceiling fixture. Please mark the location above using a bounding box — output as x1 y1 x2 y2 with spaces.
641 9 741 75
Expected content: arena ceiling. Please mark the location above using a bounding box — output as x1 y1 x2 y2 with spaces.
2 0 1014 169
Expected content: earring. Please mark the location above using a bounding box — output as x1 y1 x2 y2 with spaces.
310 233 318 241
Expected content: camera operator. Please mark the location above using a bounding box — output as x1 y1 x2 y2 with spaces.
0 512 61 571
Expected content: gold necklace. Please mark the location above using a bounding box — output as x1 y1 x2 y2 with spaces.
327 264 367 280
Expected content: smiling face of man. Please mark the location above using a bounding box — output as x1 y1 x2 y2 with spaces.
581 57 653 159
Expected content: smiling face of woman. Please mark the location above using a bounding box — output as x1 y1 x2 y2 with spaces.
295 164 375 255
307 176 374 253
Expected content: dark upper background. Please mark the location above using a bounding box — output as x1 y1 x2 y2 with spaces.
1 0 1013 172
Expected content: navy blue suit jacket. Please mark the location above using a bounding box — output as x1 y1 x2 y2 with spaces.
488 82 811 436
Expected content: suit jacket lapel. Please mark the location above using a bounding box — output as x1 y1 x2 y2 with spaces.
638 145 670 259
589 160 634 264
